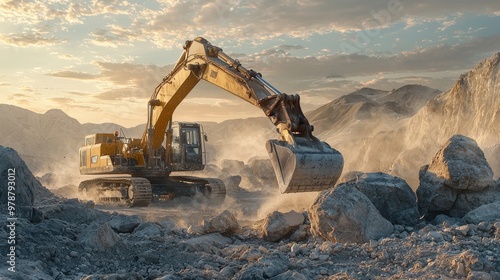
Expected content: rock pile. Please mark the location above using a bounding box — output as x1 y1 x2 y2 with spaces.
258 210 305 242
1 137 499 279
417 135 500 219
0 146 37 220
308 134 499 245
309 183 394 243
349 172 419 226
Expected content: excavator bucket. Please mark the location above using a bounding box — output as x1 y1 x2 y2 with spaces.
266 138 344 193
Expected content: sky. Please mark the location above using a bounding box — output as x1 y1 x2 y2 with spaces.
1 0 500 127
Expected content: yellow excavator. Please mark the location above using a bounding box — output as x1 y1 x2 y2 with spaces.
78 37 344 207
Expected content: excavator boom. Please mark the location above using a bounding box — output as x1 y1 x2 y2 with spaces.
144 37 343 193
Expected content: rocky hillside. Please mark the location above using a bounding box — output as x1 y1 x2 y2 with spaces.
348 53 500 187
308 85 440 148
0 104 143 175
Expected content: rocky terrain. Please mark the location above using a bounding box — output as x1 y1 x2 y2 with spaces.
2 127 500 279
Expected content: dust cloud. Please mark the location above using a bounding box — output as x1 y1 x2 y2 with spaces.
35 156 85 199
255 192 318 219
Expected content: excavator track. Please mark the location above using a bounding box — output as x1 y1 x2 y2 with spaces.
201 178 227 205
151 176 227 205
78 177 152 207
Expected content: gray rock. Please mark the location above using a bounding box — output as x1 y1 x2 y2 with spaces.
260 210 305 242
0 146 37 219
450 185 500 217
133 222 162 237
109 214 142 233
426 135 494 191
417 164 457 218
270 270 308 280
467 271 493 280
202 209 239 235
350 172 419 226
184 233 232 248
431 214 459 226
78 222 119 250
308 183 394 244
240 248 262 262
417 135 497 219
259 258 288 278
463 201 500 224
289 224 310 242
234 266 265 280
220 266 237 278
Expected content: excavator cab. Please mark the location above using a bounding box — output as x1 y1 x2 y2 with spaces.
168 122 206 171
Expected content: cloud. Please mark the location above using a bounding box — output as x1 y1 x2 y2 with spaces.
48 62 171 100
50 53 80 61
438 18 457 31
94 62 169 91
2 0 499 51
244 34 500 82
88 25 140 48
101 0 500 47
94 88 147 100
0 0 130 26
0 32 61 47
49 97 75 105
67 91 90 96
48 71 97 80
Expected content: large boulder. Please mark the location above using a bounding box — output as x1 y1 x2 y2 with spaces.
417 165 458 217
109 214 142 233
308 183 394 244
450 185 500 217
426 135 494 191
0 146 36 219
259 210 305 242
133 222 162 238
349 172 419 226
202 210 239 235
417 135 498 219
463 201 500 224
78 222 120 250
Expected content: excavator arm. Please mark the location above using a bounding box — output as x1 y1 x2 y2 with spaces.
143 37 343 193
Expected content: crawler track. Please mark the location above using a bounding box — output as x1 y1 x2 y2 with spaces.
202 178 227 205
79 176 226 207
79 177 152 207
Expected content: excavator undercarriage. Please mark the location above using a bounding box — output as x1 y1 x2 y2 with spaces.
78 176 226 207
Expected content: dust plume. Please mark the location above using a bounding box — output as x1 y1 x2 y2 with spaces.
35 155 85 199
255 192 318 219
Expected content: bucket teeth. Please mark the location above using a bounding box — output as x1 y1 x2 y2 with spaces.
267 138 343 193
